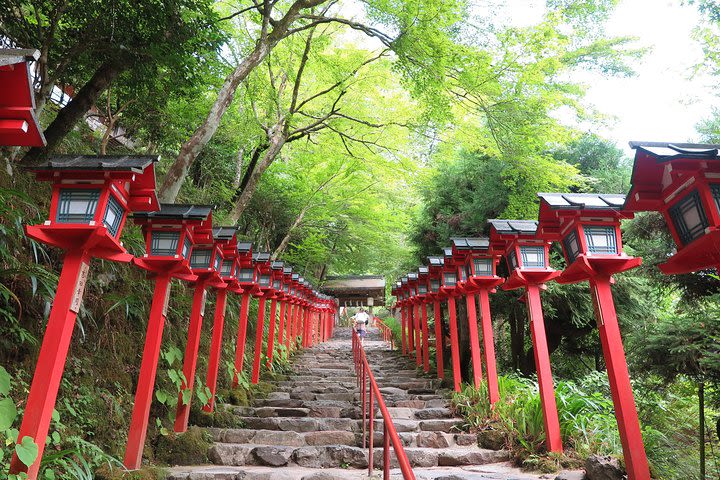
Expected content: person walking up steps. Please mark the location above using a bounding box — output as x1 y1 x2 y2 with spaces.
353 308 370 346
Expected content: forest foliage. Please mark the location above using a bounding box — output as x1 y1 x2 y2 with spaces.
1 0 720 479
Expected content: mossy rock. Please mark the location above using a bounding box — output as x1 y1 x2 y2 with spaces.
95 464 167 480
477 428 506 450
154 426 211 465
189 405 241 428
222 387 250 406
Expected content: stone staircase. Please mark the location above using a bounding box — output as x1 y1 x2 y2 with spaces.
168 327 544 480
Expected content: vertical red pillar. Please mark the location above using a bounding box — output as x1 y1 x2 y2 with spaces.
421 303 430 373
10 251 89 478
232 292 251 387
401 306 407 355
414 303 422 366
591 277 650 480
286 303 295 352
407 305 415 354
526 284 562 453
124 274 171 469
477 289 499 405
266 298 278 367
277 300 286 357
203 288 228 413
447 296 462 392
464 293 483 388
433 300 444 379
251 296 267 384
175 281 208 433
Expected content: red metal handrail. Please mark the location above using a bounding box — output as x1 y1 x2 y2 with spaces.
352 329 415 479
373 316 395 350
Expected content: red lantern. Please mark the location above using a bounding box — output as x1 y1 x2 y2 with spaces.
625 141 720 274
265 261 285 367
232 241 255 388
537 192 649 480
125 203 211 469
251 252 273 384
452 237 502 403
0 49 45 146
425 259 445 380
14 155 158 479
436 250 464 393
488 219 562 453
203 226 242 414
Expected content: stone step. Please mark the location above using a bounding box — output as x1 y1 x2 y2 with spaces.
373 418 464 433
209 442 508 469
211 428 357 447
237 416 359 432
233 405 361 419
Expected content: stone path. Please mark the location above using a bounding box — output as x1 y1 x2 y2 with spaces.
168 327 547 480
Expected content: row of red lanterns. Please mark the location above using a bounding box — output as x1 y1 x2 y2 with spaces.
392 142 720 480
7 154 337 478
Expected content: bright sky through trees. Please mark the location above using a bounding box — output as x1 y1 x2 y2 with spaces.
501 0 719 154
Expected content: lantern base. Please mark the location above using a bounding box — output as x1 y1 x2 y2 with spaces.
464 276 504 292
25 224 131 262
133 257 196 281
502 269 560 291
659 230 720 275
557 255 642 284
190 271 225 289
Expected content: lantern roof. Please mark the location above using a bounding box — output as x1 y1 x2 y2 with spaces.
537 193 627 240
625 141 720 212
407 272 418 281
237 241 252 253
0 48 40 66
271 261 284 270
283 266 293 274
401 276 408 284
134 203 211 221
292 273 300 281
451 237 490 250
488 219 538 235
418 266 429 275
30 154 158 172
213 226 238 240
427 256 444 267
253 252 271 263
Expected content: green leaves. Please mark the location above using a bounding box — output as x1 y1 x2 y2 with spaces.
0 366 10 396
15 436 39 468
0 397 17 430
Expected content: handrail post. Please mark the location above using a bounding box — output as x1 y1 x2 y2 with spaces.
368 385 374 476
383 423 390 479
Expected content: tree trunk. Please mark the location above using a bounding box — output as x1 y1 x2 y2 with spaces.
233 148 245 188
22 59 126 164
273 204 310 259
157 42 272 202
226 123 287 224
509 307 524 372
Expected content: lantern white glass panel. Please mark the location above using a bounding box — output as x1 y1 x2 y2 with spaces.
473 258 492 276
57 189 100 223
182 236 191 258
669 189 709 245
507 250 518 270
213 253 221 271
563 230 581 264
283 284 289 292
273 280 281 290
102 195 124 237
220 259 233 276
443 272 457 287
712 184 720 214
418 283 428 294
459 266 467 282
584 226 617 254
520 246 545 269
190 248 212 269
259 274 271 287
430 279 440 293
239 268 254 282
150 231 180 256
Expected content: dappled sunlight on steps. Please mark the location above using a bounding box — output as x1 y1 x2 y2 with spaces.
167 327 545 480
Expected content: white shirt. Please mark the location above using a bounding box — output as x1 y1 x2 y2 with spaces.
354 311 370 329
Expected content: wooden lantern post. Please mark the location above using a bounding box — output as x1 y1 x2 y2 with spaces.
175 214 226 432
416 266 432 372
277 266 293 357
537 192 648 478
406 272 422 367
232 242 258 388
125 204 210 469
15 155 159 478
489 219 563 453
426 258 445 380
0 49 46 146
436 252 463 392
203 226 243 413
266 261 285 367
453 237 503 402
250 252 273 384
